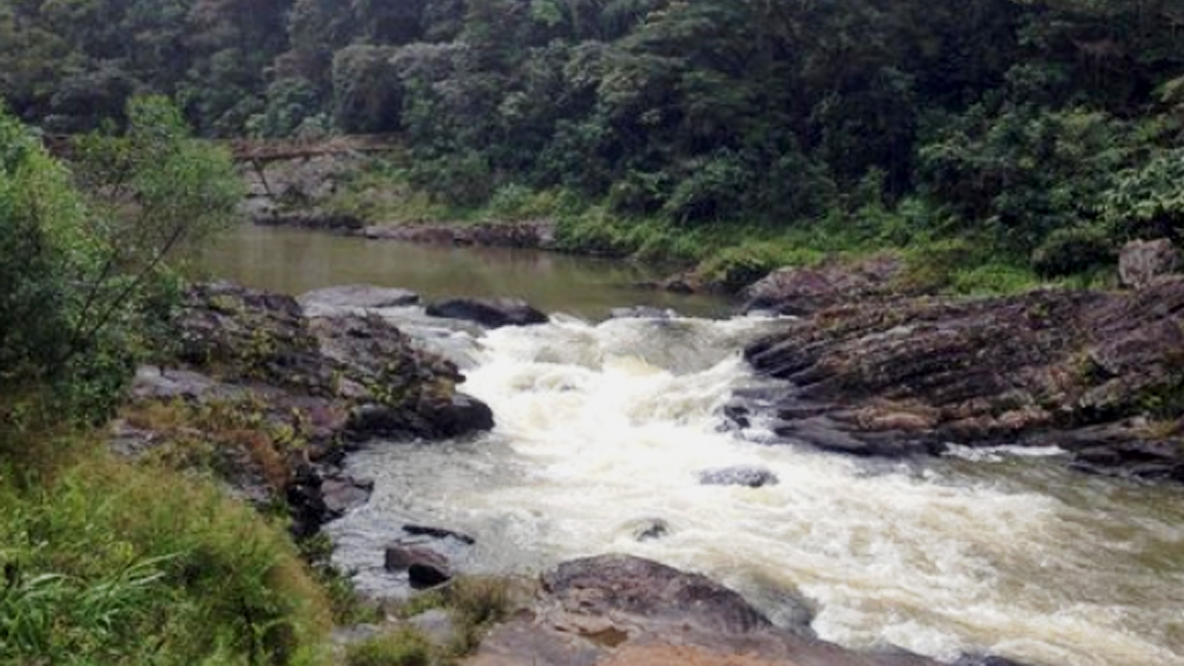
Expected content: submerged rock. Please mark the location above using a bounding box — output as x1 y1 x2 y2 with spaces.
426 297 548 328
954 655 1035 666
698 466 779 488
624 518 670 542
610 306 677 320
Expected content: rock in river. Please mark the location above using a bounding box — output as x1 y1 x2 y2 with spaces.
426 297 549 328
297 284 420 313
698 466 779 488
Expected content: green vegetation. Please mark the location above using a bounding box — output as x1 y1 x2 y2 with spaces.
345 628 432 666
0 102 343 664
6 0 1184 289
0 441 332 665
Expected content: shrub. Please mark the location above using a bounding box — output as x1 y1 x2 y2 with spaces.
1031 225 1116 277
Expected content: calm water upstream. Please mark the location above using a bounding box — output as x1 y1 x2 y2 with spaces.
197 225 727 319
201 225 1184 666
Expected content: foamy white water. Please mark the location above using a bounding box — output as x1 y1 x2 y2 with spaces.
330 315 1184 666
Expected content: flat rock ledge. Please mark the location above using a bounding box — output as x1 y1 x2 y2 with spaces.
466 554 1022 666
116 281 494 537
734 277 1184 483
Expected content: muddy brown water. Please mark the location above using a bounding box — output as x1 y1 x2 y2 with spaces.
196 224 727 319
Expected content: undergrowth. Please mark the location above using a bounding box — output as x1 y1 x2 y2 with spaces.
320 162 1052 296
0 431 333 665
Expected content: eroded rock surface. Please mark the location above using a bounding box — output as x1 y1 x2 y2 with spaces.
738 278 1184 481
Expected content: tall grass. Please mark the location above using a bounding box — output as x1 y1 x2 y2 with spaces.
0 437 332 665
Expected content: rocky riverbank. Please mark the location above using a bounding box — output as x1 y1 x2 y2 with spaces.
733 270 1184 483
112 282 495 537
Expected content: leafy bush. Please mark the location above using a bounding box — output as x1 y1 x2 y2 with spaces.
663 152 753 225
1102 148 1184 242
407 152 492 208
1031 225 1115 277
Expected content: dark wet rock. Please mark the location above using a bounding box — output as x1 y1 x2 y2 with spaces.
741 254 904 315
625 518 670 542
288 464 329 539
361 220 556 249
720 404 751 429
1119 238 1179 289
698 466 779 488
426 297 548 328
384 545 452 588
1070 440 1184 482
403 524 476 545
954 655 1035 666
420 392 495 438
297 284 420 312
543 554 773 635
610 306 677 319
740 278 1184 481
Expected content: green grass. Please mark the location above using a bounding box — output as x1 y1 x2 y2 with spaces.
0 434 333 666
344 627 432 666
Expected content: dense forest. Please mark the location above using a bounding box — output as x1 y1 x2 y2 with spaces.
4 0 1184 282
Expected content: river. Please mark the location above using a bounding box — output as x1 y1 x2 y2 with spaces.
201 225 1184 666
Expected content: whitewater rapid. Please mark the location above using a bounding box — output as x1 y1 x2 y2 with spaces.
329 314 1184 666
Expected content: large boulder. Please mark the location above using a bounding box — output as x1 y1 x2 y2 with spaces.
1119 238 1179 289
426 297 548 328
469 555 938 666
542 554 772 635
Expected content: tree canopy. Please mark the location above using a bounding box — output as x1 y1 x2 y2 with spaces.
5 0 1183 276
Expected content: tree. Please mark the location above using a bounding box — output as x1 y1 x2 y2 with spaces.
0 96 242 423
